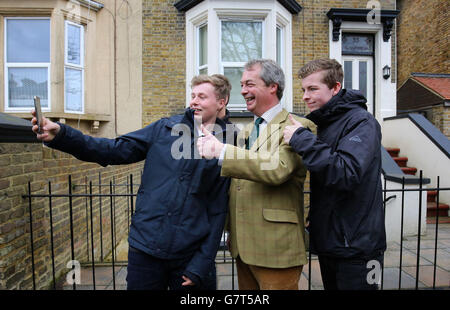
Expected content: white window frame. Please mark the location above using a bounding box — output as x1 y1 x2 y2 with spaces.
4 17 51 112
185 0 293 112
64 20 85 114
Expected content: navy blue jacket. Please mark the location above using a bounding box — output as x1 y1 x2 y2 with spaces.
46 109 230 284
289 89 386 259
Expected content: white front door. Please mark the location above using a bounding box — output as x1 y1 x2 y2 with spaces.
342 56 374 115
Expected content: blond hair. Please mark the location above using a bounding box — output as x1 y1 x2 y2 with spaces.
191 74 231 102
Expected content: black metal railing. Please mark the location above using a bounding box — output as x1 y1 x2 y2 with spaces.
21 172 450 290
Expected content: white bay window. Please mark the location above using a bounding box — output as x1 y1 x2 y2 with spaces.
186 0 293 112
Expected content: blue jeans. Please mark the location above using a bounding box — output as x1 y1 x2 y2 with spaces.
318 254 383 290
126 247 216 290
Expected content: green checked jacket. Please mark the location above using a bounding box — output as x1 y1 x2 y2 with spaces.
221 109 316 268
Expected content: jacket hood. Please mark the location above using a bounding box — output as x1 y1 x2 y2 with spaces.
306 89 367 127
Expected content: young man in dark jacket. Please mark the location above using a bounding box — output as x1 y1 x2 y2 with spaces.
31 75 233 290
283 59 386 290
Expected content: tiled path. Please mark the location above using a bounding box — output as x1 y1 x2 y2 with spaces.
60 223 450 290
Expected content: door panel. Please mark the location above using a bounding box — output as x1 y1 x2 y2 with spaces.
342 56 373 115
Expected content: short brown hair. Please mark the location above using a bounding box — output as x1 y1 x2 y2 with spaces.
297 59 343 89
191 74 231 103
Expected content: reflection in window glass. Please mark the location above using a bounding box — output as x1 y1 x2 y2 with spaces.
7 19 50 63
359 61 367 98
224 67 245 107
67 24 81 65
8 67 48 108
342 33 374 56
276 26 282 65
199 25 207 67
344 61 353 89
65 68 83 112
221 21 262 62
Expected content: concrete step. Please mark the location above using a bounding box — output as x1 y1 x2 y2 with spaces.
427 190 438 202
401 167 418 175
386 147 400 157
427 202 450 217
393 157 409 167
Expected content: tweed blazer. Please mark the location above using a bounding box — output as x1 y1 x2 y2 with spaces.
221 108 316 268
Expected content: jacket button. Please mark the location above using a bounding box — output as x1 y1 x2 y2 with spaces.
236 186 241 191
179 176 184 181
168 212 172 216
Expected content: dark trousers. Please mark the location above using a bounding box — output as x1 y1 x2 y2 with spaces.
318 254 383 290
126 247 216 290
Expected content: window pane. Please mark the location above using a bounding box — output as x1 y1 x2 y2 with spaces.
224 67 245 107
7 19 50 63
8 67 48 108
344 61 353 89
67 23 82 65
276 27 282 65
359 61 367 98
342 33 374 56
199 25 207 67
221 21 262 62
65 68 83 112
199 67 208 75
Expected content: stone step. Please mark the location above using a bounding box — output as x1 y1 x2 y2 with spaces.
385 147 400 157
393 157 409 167
401 167 417 175
427 202 450 217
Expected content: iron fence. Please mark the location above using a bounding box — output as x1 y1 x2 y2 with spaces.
20 171 450 290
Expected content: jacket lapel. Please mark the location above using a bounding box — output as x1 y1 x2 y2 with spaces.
252 109 288 151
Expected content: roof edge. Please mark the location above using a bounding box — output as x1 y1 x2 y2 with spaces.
174 0 302 14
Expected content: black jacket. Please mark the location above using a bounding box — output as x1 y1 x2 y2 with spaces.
46 109 230 284
289 89 386 259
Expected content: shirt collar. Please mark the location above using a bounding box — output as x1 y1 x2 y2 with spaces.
255 104 283 124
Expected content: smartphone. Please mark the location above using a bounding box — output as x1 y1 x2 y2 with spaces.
33 96 43 134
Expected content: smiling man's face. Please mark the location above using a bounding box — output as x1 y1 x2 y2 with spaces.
240 65 277 117
301 70 341 112
189 82 224 125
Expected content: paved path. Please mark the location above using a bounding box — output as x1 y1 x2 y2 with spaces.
60 223 450 290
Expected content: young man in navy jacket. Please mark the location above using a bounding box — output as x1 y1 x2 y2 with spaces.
283 59 386 290
31 75 233 290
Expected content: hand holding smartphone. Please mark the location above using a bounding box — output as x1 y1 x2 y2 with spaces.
33 96 43 134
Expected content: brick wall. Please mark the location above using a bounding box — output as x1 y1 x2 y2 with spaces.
432 105 450 138
397 0 449 87
0 142 143 289
142 0 186 126
397 0 449 137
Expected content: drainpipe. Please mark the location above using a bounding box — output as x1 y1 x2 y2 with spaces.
102 3 118 136
114 0 118 136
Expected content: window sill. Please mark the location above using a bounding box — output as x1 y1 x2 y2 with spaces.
9 112 112 122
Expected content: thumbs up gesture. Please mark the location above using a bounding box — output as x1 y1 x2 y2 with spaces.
197 124 224 159
283 114 304 144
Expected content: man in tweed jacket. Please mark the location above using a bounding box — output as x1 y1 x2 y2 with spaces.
198 59 316 290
